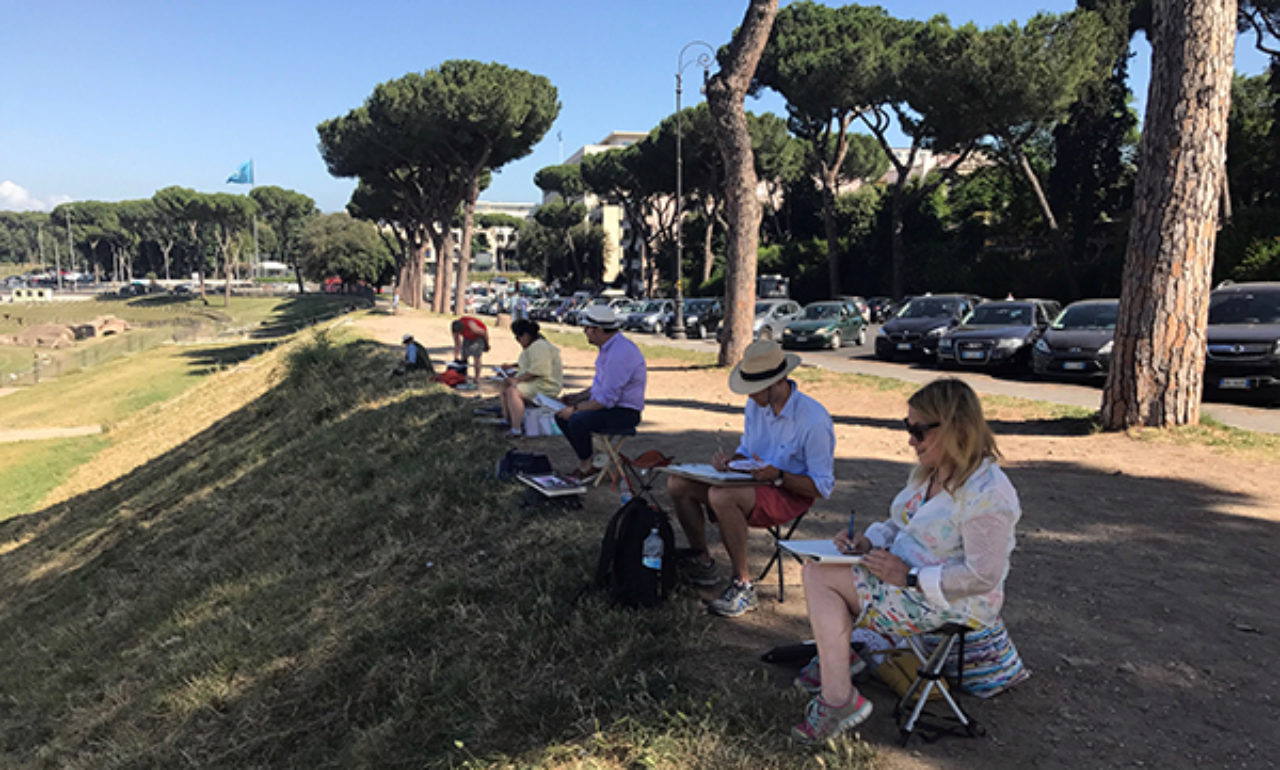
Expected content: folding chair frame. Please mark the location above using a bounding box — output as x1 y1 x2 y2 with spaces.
754 510 808 603
894 623 984 746
591 432 633 488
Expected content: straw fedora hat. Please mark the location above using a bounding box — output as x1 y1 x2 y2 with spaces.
728 339 801 395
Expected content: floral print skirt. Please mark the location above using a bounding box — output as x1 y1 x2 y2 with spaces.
851 565 976 638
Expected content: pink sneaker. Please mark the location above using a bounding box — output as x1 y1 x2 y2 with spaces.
791 690 873 744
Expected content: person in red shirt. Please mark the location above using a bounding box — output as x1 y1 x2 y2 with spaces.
451 315 490 385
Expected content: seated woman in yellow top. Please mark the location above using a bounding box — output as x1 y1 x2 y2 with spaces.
499 319 564 436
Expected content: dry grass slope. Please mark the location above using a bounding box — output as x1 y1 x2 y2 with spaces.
0 332 875 770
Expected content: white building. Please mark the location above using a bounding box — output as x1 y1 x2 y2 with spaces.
555 131 648 285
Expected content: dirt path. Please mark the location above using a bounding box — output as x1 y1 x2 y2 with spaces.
0 425 101 443
361 310 1280 768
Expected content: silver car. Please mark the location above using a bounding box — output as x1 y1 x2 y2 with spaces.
624 299 675 334
753 299 803 340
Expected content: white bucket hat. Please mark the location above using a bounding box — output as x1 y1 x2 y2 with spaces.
728 339 801 395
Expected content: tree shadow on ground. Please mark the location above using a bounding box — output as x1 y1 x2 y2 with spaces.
178 342 279 370
595 422 1279 768
249 296 371 339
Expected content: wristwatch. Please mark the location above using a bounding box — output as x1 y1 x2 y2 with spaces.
906 568 920 589
773 470 785 487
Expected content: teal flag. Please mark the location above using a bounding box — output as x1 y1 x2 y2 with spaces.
226 159 254 185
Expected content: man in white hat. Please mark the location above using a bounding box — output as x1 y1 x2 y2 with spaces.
555 304 647 480
391 332 433 376
668 339 835 617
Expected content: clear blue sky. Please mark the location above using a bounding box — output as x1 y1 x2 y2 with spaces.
0 1 1270 214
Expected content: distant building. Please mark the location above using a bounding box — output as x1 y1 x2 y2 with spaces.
447 201 536 272
555 131 648 285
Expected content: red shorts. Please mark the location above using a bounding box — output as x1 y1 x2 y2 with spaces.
747 486 814 528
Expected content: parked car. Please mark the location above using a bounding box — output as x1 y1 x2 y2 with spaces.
560 297 595 326
753 298 803 340
1031 299 1119 379
1203 282 1280 396
623 299 674 334
664 297 723 339
836 295 871 324
875 294 979 360
782 300 867 349
865 296 894 323
936 299 1061 370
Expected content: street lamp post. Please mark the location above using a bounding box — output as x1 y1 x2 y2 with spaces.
672 40 715 340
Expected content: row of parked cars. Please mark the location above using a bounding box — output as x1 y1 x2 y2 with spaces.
869 283 1280 398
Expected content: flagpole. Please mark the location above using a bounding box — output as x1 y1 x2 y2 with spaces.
251 159 258 280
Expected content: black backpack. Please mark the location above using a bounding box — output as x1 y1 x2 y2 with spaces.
594 497 677 608
495 449 553 481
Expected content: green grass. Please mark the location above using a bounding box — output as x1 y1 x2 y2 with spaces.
0 435 109 521
0 334 876 769
0 341 236 429
1128 412 1280 461
0 295 361 381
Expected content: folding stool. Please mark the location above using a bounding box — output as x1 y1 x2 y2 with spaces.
894 622 984 745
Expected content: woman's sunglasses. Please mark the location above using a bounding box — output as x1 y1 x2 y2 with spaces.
903 418 940 441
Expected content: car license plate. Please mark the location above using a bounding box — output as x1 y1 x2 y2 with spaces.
896 343 912 351
795 334 807 342
1062 361 1086 371
960 351 984 360
1219 377 1254 389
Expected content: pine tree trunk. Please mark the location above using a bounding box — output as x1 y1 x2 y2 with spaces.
455 177 480 315
431 229 449 313
707 0 778 367
890 180 907 299
702 200 716 285
1100 0 1235 429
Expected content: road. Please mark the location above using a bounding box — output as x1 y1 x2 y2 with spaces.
571 321 1280 435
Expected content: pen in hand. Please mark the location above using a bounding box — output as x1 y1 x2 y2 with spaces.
842 509 856 554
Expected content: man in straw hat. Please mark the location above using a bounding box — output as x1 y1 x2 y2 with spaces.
668 339 835 617
555 304 647 481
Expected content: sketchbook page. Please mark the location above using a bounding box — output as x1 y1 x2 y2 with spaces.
727 457 766 471
777 539 865 564
661 463 757 484
533 393 567 412
517 473 586 496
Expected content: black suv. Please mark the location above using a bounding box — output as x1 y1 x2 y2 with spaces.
875 294 980 361
1204 282 1280 396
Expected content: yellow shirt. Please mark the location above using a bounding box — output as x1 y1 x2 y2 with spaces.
516 337 563 399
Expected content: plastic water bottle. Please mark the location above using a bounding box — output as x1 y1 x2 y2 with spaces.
641 527 663 571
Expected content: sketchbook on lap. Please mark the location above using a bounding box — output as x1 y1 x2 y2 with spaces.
659 463 758 484
778 539 865 564
533 393 567 412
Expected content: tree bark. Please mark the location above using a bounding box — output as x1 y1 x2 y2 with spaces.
707 0 778 367
431 228 450 313
702 198 718 285
1100 0 1235 430
819 115 852 297
455 176 481 315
